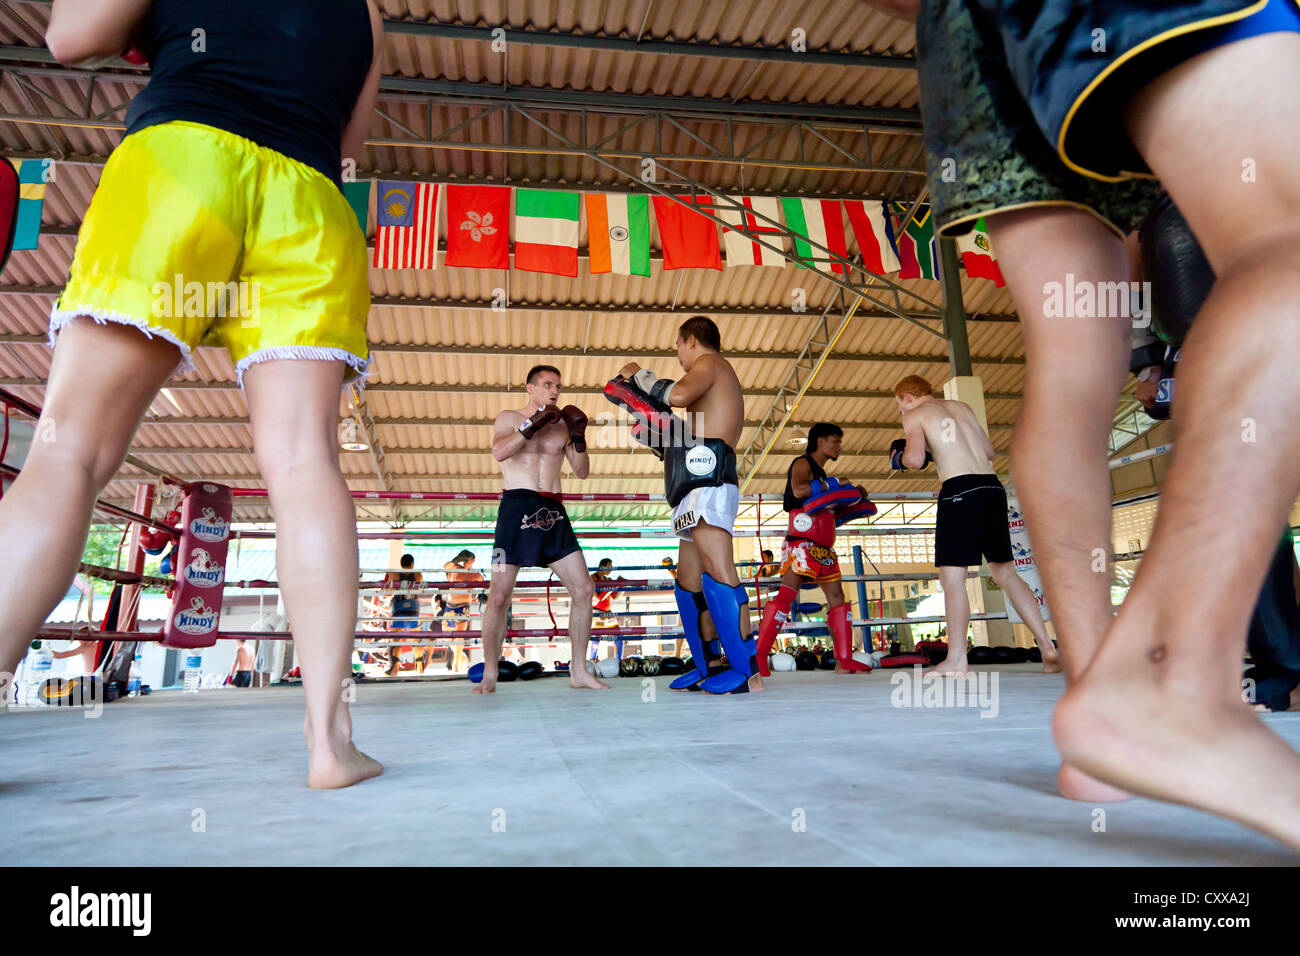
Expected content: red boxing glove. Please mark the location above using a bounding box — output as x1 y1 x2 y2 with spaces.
559 405 588 452
122 47 148 66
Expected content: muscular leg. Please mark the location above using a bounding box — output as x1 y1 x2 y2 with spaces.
244 358 380 788
988 207 1130 681
547 550 607 690
1054 33 1300 847
0 320 176 677
988 206 1135 802
692 522 764 693
931 565 971 675
988 560 1062 674
474 564 517 694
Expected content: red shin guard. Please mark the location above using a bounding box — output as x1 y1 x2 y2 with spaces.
830 603 870 672
756 585 796 676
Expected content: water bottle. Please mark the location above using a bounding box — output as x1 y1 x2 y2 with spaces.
29 641 54 706
127 652 143 697
183 649 202 694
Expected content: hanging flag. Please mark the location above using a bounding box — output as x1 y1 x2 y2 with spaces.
844 199 901 276
341 180 371 235
373 180 439 269
584 193 651 276
719 196 785 267
514 189 580 276
780 198 849 274
13 159 47 251
445 184 510 269
955 216 1006 287
652 195 721 271
892 202 939 280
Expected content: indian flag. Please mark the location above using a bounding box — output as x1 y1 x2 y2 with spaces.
584 193 651 276
780 197 849 274
514 189 581 276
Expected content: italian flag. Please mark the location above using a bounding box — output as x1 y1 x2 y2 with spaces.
514 189 581 276
955 217 1006 286
780 198 849 274
584 193 651 276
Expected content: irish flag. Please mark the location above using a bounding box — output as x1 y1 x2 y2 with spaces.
514 189 580 276
780 198 849 274
955 217 1006 286
584 193 651 276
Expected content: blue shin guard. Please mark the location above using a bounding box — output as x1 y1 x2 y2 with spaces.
670 584 722 690
699 573 758 694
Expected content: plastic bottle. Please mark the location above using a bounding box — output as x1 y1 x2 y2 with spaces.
28 641 54 706
183 649 202 694
127 652 143 697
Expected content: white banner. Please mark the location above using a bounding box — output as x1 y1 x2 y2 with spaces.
1004 489 1050 623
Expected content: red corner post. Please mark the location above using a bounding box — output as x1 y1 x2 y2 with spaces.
163 482 232 648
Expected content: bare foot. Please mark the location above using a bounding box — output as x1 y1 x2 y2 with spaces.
569 671 611 690
1054 628 1300 850
307 738 383 789
471 668 497 695
1039 641 1063 674
1058 761 1131 803
929 656 969 677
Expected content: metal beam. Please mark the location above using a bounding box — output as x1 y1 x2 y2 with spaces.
938 237 973 378
0 330 1023 367
346 387 399 524
380 21 918 71
0 377 1023 403
1 284 1016 327
130 414 1016 432
0 51 922 127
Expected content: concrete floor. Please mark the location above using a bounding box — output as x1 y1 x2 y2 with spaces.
3 665 1297 866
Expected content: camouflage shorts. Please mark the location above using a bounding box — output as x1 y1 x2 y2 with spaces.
916 0 1166 238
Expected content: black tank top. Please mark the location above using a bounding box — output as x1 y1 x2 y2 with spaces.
124 0 374 184
783 454 827 512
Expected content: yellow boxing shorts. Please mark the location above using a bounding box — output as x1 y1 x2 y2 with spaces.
51 121 370 387
779 538 842 584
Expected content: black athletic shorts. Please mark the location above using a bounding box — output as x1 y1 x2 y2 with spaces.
917 0 1297 235
232 670 252 688
934 474 1013 568
493 489 581 569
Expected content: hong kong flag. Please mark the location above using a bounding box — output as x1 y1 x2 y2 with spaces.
445 185 510 269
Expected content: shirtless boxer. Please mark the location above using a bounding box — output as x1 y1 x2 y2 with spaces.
755 423 878 675
891 375 1061 676
442 549 481 672
481 365 604 693
605 316 763 694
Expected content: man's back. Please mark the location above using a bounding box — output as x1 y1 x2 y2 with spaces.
907 398 995 480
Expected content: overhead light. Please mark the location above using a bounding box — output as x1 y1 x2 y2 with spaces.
157 388 182 414
788 436 807 445
339 417 370 452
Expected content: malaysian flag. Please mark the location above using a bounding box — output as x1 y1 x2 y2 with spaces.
373 181 439 269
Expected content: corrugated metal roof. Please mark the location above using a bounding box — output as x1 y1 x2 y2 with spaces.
0 0 1063 531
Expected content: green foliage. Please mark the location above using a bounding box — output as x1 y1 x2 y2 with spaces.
81 527 164 595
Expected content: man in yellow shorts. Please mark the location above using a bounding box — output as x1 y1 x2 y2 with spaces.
0 0 386 789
